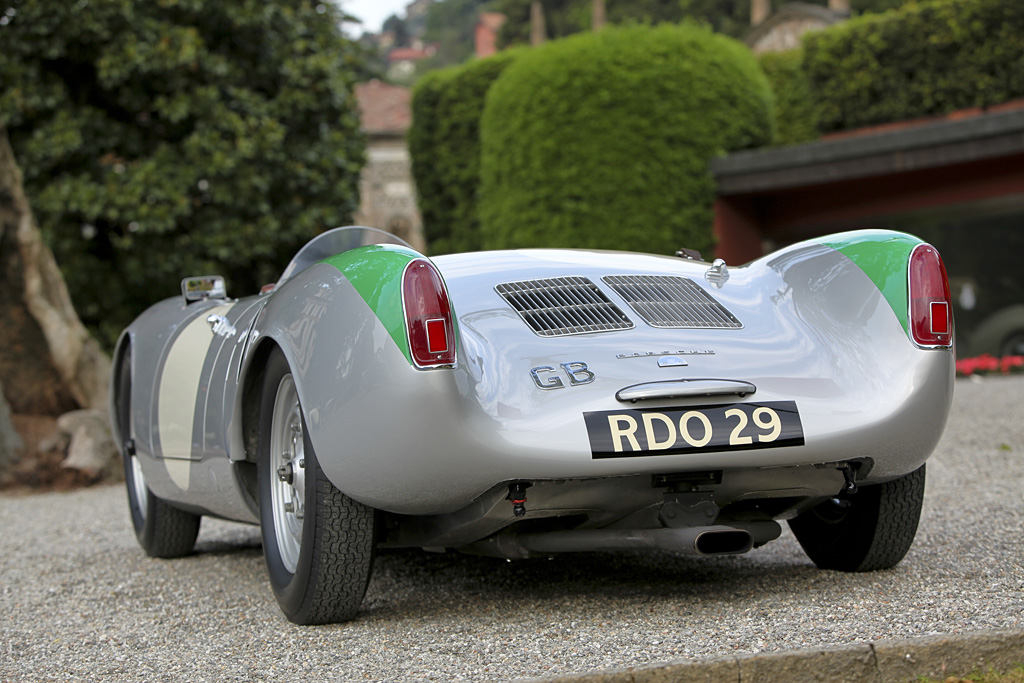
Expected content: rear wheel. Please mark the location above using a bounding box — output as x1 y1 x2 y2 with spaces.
257 348 376 624
118 347 201 558
788 464 926 572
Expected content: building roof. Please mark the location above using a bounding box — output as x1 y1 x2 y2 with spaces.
388 46 435 62
712 102 1024 195
355 80 412 136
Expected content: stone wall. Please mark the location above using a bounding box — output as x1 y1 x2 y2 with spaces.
354 137 426 252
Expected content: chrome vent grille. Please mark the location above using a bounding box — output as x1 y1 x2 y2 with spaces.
603 275 742 329
496 277 634 337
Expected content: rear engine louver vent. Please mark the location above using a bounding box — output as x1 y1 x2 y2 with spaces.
603 275 742 329
496 277 634 337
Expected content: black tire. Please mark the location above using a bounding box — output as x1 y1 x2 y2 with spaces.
788 464 926 572
118 348 201 558
1000 330 1024 357
257 348 376 625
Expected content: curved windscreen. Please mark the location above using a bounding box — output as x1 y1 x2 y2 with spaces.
276 226 413 286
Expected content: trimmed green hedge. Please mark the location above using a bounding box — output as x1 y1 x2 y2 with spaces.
478 24 773 254
408 68 455 252
408 50 521 254
804 0 1024 132
759 49 820 146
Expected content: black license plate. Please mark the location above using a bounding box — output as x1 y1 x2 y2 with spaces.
584 401 804 459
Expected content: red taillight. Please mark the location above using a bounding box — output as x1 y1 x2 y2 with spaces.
402 259 456 368
908 244 953 348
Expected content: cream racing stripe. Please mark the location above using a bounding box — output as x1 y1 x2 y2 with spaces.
164 458 191 491
157 304 233 489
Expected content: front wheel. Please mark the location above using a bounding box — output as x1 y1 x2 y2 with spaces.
123 447 202 558
788 464 926 572
257 348 376 624
119 346 200 559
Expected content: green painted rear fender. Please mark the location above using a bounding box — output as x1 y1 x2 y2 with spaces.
320 245 421 365
811 230 925 338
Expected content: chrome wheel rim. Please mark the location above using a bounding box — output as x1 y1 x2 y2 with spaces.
270 373 305 573
130 455 149 520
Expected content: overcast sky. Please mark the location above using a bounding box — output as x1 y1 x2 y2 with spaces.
339 0 409 34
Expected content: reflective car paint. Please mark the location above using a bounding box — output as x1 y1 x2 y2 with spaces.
320 244 420 364
112 227 953 532
812 229 923 335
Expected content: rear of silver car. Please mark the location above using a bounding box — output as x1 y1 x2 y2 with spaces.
328 239 952 566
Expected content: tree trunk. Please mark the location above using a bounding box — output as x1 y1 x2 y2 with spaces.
592 0 606 31
751 0 771 26
530 1 546 46
0 126 110 415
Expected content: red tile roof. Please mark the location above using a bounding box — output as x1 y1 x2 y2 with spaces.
355 80 412 135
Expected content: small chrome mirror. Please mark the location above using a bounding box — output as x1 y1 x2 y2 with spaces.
181 275 227 303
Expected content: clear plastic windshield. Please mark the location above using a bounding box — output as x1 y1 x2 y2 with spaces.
276 226 413 286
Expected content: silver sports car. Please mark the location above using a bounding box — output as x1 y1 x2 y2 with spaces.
111 226 954 624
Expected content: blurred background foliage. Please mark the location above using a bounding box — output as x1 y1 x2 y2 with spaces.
760 0 1024 145
804 0 1024 132
376 0 912 80
419 0 495 72
758 49 821 146
491 0 908 47
3 0 1018 345
409 49 522 255
409 0 1021 257
0 0 367 348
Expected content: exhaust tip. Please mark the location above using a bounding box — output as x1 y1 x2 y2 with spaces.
694 529 753 555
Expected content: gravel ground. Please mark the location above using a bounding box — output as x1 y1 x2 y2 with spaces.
1 376 1022 682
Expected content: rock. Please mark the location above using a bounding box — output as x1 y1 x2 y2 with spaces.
0 378 24 470
56 408 107 434
36 428 70 455
56 409 120 480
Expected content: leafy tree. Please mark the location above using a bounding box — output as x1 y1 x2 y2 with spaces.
679 0 752 38
420 0 495 70
804 0 1024 132
383 13 412 47
852 0 908 13
494 0 911 45
0 0 366 347
607 0 690 24
494 0 593 45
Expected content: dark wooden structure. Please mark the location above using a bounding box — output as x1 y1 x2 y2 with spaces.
711 103 1024 356
712 104 1024 264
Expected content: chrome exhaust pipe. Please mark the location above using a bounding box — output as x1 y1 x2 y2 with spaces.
481 525 762 559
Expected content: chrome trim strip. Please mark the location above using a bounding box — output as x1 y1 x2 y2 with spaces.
615 379 757 403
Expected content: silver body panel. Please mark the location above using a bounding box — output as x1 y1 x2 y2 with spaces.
112 229 954 545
